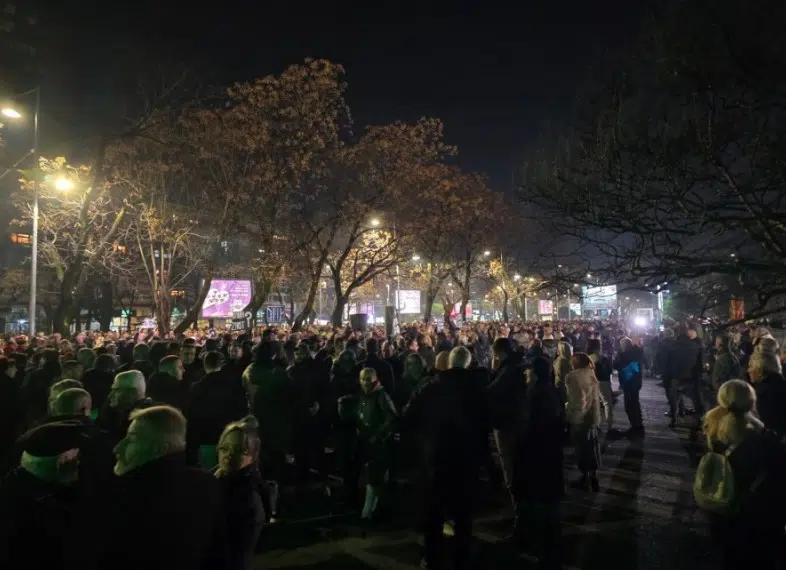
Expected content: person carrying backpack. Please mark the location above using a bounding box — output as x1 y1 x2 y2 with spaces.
694 380 786 570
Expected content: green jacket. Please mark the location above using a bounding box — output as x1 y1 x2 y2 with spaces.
711 350 740 390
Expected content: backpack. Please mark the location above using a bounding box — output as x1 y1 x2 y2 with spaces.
693 438 738 514
693 435 771 516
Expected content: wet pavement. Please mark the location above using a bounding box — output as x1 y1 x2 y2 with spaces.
256 377 718 569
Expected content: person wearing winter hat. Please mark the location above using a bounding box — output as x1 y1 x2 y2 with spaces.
0 420 85 567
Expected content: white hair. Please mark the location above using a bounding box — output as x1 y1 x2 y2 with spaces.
113 370 146 399
449 346 472 369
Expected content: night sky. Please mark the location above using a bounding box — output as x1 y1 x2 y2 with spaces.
33 0 648 191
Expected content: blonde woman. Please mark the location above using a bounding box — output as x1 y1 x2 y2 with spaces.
216 416 268 570
565 352 602 491
703 380 786 570
553 341 573 405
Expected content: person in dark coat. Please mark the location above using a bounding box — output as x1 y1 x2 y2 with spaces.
613 337 645 435
360 338 396 397
185 351 249 469
487 338 526 516
511 357 564 566
80 405 225 570
147 355 186 410
21 348 61 428
0 420 84 569
665 326 702 426
80 353 117 418
748 351 786 437
215 416 266 570
405 346 489 570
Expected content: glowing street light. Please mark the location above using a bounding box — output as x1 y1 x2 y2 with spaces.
514 273 521 281
370 218 380 227
483 250 491 256
412 254 421 261
2 107 22 119
586 273 592 278
54 177 74 191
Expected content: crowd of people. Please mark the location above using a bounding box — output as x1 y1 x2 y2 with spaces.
0 318 785 570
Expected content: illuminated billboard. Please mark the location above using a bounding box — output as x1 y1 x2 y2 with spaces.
538 300 554 315
201 279 253 318
396 290 422 314
582 285 617 311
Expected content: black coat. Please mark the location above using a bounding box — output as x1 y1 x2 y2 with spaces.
79 453 225 570
666 338 701 381
0 468 80 569
185 371 249 463
755 373 786 437
487 355 526 431
404 368 489 481
80 368 114 412
219 466 266 570
147 371 186 410
513 379 565 503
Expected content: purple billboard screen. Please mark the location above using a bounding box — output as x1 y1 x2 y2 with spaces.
201 280 252 318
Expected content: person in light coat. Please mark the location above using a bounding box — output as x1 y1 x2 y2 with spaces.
564 352 602 491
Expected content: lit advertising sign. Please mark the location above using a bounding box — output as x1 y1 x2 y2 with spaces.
201 279 253 318
396 290 421 314
538 300 554 315
582 285 617 311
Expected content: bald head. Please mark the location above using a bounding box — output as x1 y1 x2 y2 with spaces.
52 388 92 417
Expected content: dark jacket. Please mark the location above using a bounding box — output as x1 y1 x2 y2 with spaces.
754 373 786 437
80 368 114 412
360 353 396 397
666 338 701 381
219 466 265 570
614 346 644 390
147 371 186 410
487 355 526 431
404 368 490 480
79 453 225 570
185 370 250 464
0 468 80 569
513 377 565 503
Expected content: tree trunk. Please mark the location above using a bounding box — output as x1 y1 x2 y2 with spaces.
502 290 509 322
53 138 109 337
74 303 83 333
155 291 172 336
287 288 295 326
245 275 273 329
173 268 214 335
332 295 348 326
424 290 437 323
460 250 471 322
99 280 113 331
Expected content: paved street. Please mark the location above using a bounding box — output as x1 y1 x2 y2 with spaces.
256 378 718 569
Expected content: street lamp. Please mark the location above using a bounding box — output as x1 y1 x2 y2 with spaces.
412 254 421 261
54 177 74 191
514 273 521 281
483 250 491 256
3 88 41 336
370 218 380 227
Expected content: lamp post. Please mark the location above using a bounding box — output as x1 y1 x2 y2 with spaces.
3 87 40 336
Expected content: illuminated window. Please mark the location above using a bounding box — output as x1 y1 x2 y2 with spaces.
10 233 32 246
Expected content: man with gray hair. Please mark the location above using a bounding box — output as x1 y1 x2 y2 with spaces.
84 404 226 569
96 370 152 440
52 388 92 418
